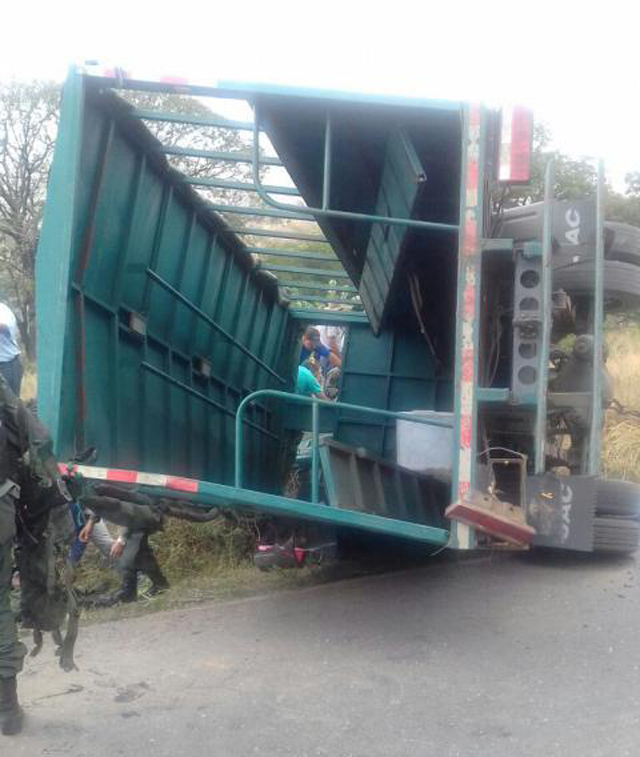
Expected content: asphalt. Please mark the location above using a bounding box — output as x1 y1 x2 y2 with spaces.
9 550 640 757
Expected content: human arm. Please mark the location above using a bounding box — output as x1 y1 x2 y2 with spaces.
328 351 342 368
110 527 130 559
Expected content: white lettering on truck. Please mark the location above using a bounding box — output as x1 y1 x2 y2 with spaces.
559 481 573 543
565 208 581 245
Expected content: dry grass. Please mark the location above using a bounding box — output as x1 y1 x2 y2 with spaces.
602 324 640 482
20 360 37 402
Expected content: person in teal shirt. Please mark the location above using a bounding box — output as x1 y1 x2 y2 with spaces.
297 359 326 398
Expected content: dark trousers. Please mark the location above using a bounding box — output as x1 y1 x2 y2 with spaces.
0 357 22 398
119 532 167 586
0 534 26 679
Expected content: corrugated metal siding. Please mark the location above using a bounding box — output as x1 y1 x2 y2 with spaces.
38 86 295 490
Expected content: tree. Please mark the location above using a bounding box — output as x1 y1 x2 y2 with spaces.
0 81 60 358
625 171 640 197
500 123 598 210
605 172 640 227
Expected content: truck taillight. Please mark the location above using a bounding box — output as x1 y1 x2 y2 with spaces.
498 106 533 184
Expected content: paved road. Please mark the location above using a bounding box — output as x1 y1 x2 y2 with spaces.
10 551 640 756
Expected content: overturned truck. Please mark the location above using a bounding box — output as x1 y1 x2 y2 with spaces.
36 65 640 556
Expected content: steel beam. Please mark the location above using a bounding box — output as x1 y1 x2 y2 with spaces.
132 108 255 131
284 293 361 305
208 204 318 222
589 160 606 475
224 227 329 243
263 264 349 277
535 160 555 474
288 309 368 323
185 176 300 196
164 145 282 166
245 246 335 261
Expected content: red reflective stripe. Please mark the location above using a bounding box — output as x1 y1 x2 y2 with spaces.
106 469 138 483
167 477 199 493
510 106 532 182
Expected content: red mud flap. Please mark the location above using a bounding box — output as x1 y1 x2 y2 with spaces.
445 490 536 546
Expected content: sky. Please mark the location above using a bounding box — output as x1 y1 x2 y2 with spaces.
2 0 638 190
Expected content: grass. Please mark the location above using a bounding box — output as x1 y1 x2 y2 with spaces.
603 324 640 482
21 361 37 402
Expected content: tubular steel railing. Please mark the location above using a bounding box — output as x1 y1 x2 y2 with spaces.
235 389 453 504
250 103 461 234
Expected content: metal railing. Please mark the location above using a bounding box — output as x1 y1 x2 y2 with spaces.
250 103 461 234
235 389 453 504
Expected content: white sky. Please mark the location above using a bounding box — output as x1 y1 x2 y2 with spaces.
2 0 638 190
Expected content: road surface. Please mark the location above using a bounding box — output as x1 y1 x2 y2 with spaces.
10 551 640 756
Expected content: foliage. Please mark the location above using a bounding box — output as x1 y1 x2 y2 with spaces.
605 185 640 226
0 81 60 357
495 121 640 232
625 171 640 197
500 123 598 209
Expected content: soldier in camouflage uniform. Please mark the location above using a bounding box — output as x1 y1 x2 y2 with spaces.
0 378 76 736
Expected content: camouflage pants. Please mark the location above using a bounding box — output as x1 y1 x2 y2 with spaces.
0 537 26 680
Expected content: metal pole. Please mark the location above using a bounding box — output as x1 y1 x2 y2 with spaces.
322 115 332 211
589 159 605 474
311 400 320 503
235 399 245 489
534 159 555 474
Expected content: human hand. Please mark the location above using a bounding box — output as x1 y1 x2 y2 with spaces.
78 522 94 543
110 540 125 559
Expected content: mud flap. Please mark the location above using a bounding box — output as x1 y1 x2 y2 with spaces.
525 474 596 552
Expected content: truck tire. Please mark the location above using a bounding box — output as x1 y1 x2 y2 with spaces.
595 479 640 518
554 260 640 309
606 222 640 266
593 516 640 554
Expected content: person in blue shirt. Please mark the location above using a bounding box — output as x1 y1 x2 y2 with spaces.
0 303 22 396
299 326 341 374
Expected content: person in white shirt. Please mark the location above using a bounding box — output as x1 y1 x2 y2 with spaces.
0 303 22 396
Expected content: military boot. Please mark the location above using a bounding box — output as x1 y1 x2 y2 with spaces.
101 570 137 605
136 540 169 597
143 563 169 597
0 676 23 736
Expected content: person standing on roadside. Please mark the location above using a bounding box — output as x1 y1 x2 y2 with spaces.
0 304 22 397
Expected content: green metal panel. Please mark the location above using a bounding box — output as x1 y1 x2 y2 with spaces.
319 439 448 529
359 130 426 334
36 69 85 446
337 323 452 459
37 75 293 490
